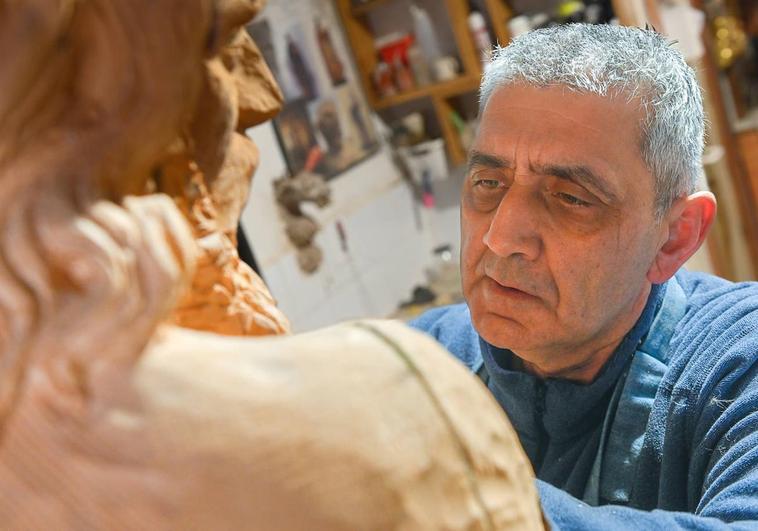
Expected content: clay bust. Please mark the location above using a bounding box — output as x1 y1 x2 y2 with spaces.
0 0 543 528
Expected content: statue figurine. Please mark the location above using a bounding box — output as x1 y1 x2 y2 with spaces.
0 1 543 529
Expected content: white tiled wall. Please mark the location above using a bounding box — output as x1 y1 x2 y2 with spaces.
241 122 461 332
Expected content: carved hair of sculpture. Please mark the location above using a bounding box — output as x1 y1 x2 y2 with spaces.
0 1 544 528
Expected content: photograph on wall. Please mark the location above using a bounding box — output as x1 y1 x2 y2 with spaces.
282 23 320 102
246 0 378 179
315 18 347 87
274 99 320 175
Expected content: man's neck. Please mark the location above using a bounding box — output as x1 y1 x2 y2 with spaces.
513 284 653 384
518 339 625 384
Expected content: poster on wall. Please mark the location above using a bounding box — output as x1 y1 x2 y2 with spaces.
246 0 379 180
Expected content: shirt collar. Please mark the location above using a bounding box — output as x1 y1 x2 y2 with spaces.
480 282 665 443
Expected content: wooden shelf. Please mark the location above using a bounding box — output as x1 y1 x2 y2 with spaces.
483 0 513 47
336 0 510 165
350 0 392 16
372 75 481 109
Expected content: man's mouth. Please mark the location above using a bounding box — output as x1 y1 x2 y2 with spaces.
484 276 537 300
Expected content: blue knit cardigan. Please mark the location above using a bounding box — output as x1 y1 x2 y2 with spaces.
411 270 758 529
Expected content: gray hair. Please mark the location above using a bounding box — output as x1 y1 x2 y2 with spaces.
480 24 704 220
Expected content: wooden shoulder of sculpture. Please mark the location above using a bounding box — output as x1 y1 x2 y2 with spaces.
133 321 545 530
0 0 544 528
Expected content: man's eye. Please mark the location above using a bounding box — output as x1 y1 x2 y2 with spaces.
555 192 591 207
474 179 502 189
466 174 507 212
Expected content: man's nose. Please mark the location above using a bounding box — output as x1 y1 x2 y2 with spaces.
482 184 542 261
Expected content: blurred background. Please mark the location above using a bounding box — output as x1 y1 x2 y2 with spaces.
239 0 758 332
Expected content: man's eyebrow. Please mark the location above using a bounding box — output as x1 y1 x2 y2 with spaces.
536 163 619 203
467 150 513 172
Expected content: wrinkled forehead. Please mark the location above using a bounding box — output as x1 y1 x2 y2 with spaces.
474 83 657 206
480 82 652 169
479 83 647 146
482 79 650 128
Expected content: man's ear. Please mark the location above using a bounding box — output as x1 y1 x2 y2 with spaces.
647 191 717 284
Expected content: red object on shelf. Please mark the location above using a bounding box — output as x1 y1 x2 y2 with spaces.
375 33 414 64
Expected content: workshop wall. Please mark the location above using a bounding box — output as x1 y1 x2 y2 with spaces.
238 0 464 332
242 122 460 331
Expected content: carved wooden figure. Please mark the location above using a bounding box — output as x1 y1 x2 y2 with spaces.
0 0 544 528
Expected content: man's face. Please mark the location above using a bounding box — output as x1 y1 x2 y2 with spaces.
462 84 666 372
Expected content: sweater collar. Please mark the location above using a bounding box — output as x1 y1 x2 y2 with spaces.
480 282 665 444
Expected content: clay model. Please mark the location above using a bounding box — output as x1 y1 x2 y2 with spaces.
0 0 544 529
274 171 332 273
155 4 290 336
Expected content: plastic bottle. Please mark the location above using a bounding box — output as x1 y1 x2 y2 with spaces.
373 60 396 98
508 15 532 38
392 52 414 92
467 9 492 67
410 4 443 66
407 43 431 86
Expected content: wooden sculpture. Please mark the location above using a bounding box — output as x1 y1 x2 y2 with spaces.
0 0 544 529
156 3 290 336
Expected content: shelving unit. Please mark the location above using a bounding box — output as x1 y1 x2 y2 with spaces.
483 0 514 46
335 0 513 166
350 0 392 16
372 75 481 109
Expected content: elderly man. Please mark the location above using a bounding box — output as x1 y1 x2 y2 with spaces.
412 23 758 528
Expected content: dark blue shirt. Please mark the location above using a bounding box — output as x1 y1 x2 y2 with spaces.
411 270 758 529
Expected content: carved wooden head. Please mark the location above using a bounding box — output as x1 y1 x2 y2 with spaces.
0 3 544 529
0 0 287 434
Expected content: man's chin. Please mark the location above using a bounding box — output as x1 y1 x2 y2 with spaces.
471 311 531 350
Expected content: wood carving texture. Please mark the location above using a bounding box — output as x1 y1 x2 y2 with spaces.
157 0 289 336
0 0 544 528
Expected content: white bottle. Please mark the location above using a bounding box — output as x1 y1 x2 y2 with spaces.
468 10 492 66
407 43 431 86
410 4 443 66
508 15 532 39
